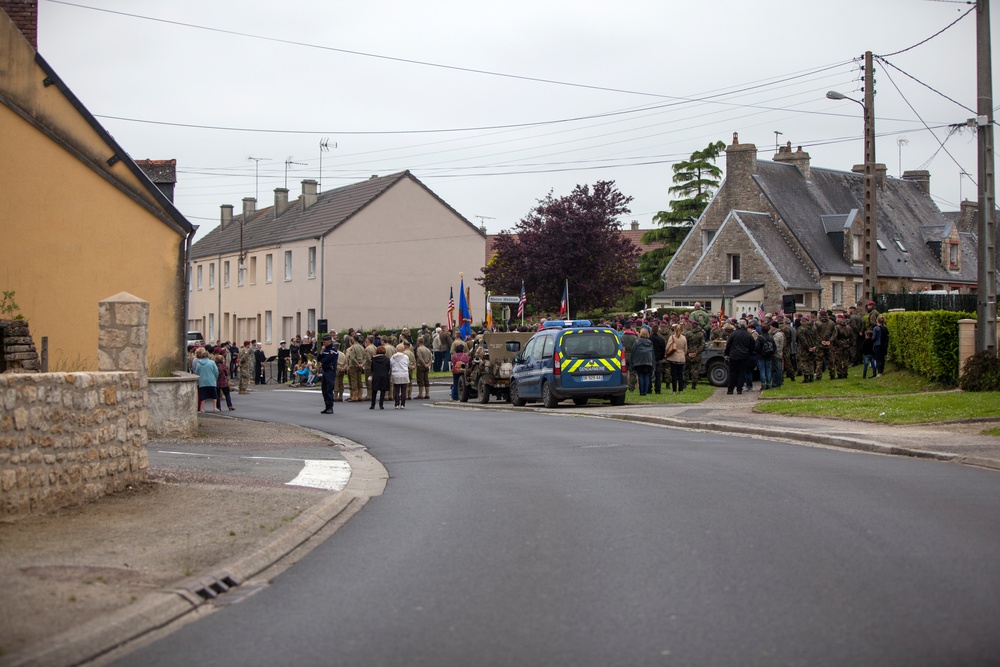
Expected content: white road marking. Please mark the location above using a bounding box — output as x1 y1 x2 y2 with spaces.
284 459 352 491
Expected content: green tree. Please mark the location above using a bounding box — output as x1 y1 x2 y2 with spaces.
480 181 637 314
635 140 727 299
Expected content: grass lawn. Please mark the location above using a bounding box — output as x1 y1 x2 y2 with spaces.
757 391 1000 424
761 363 946 398
622 381 714 404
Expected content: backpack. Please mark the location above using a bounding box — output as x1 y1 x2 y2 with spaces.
761 335 776 358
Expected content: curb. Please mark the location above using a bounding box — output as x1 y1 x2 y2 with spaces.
4 433 387 667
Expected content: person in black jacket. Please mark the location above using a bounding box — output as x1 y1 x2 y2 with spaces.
369 346 392 409
276 341 291 384
723 319 755 395
650 324 667 394
318 335 339 414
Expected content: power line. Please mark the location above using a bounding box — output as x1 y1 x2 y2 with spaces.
876 4 975 57
876 56 975 115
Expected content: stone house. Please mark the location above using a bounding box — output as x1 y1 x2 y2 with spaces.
0 2 195 371
187 171 486 353
653 134 978 317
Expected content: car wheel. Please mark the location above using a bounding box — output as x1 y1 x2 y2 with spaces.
572 397 588 406
477 377 490 404
510 381 527 407
458 376 469 402
707 360 729 387
610 393 626 406
541 382 559 408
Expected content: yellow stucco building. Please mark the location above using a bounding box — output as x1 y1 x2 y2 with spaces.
0 3 194 371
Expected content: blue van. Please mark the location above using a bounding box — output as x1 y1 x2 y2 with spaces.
509 320 627 408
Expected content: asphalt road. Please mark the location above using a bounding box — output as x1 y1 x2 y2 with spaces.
113 389 1000 666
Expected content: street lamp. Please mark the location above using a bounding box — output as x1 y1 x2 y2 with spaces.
827 51 878 305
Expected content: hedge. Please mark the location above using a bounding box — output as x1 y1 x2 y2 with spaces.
883 310 974 386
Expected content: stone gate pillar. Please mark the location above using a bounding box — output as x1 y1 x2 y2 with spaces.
98 292 149 381
958 318 977 375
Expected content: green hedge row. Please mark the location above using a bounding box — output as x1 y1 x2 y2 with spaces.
884 310 974 386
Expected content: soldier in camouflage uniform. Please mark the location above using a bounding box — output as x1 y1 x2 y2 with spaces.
237 340 254 394
363 335 377 400
833 313 854 379
779 318 797 383
334 342 348 401
683 321 704 389
813 310 837 380
796 314 819 382
346 335 367 401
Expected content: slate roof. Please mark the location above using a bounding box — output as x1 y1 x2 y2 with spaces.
753 161 975 282
191 171 479 260
727 211 818 289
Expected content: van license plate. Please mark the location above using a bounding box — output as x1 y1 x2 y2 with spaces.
581 375 603 381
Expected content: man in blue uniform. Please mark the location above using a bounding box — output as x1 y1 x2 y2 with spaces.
318 335 338 414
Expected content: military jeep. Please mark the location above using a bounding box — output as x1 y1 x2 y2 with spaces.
459 331 535 403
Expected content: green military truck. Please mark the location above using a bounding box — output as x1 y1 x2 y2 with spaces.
459 331 535 404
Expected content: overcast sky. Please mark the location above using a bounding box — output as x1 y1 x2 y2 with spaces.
37 0 995 242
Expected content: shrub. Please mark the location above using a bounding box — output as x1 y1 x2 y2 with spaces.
883 310 974 386
959 351 1000 392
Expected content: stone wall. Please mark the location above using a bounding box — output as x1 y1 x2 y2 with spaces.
0 319 40 372
0 371 147 517
147 372 198 437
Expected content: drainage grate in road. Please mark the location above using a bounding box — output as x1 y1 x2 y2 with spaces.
176 573 240 601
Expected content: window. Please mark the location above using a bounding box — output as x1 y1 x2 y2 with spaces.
855 282 863 303
728 254 741 282
702 230 716 255
894 239 907 253
209 263 215 289
224 261 230 288
307 308 316 333
831 281 843 305
265 311 272 344
876 239 887 251
309 246 317 278
249 256 257 284
852 235 861 262
208 313 215 342
949 243 959 268
285 251 293 281
197 265 203 290
266 254 273 283
238 260 245 287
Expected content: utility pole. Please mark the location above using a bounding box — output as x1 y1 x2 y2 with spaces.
976 0 997 355
862 50 878 305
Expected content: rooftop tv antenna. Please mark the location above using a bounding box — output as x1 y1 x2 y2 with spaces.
247 156 269 202
318 138 337 193
284 156 307 189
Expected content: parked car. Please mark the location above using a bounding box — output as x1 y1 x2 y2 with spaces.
186 331 204 346
509 320 627 408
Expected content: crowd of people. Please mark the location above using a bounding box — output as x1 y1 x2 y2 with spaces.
185 300 890 411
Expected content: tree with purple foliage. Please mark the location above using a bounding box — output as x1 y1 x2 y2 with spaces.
480 181 638 314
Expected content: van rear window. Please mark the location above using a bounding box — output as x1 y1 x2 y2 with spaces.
560 332 618 358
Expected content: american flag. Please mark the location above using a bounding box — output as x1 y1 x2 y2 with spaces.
447 286 455 330
757 303 765 321
517 281 526 319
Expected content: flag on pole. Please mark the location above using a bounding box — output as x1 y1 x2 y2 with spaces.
458 274 472 340
486 291 493 330
446 286 455 330
517 281 526 320
558 280 569 317
757 303 765 321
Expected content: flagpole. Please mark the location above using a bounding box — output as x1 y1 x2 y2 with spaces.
566 279 570 320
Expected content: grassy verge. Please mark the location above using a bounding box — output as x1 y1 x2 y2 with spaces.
757 391 1000 424
622 381 713 404
761 363 946 398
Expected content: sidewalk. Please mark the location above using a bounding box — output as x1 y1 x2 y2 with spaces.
0 416 387 667
594 387 1000 471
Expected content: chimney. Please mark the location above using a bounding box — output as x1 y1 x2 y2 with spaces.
772 141 811 180
631 220 639 231
274 188 289 217
135 159 177 202
852 163 888 189
725 131 758 186
902 169 931 196
220 204 233 230
0 0 38 49
301 179 318 210
242 197 256 222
